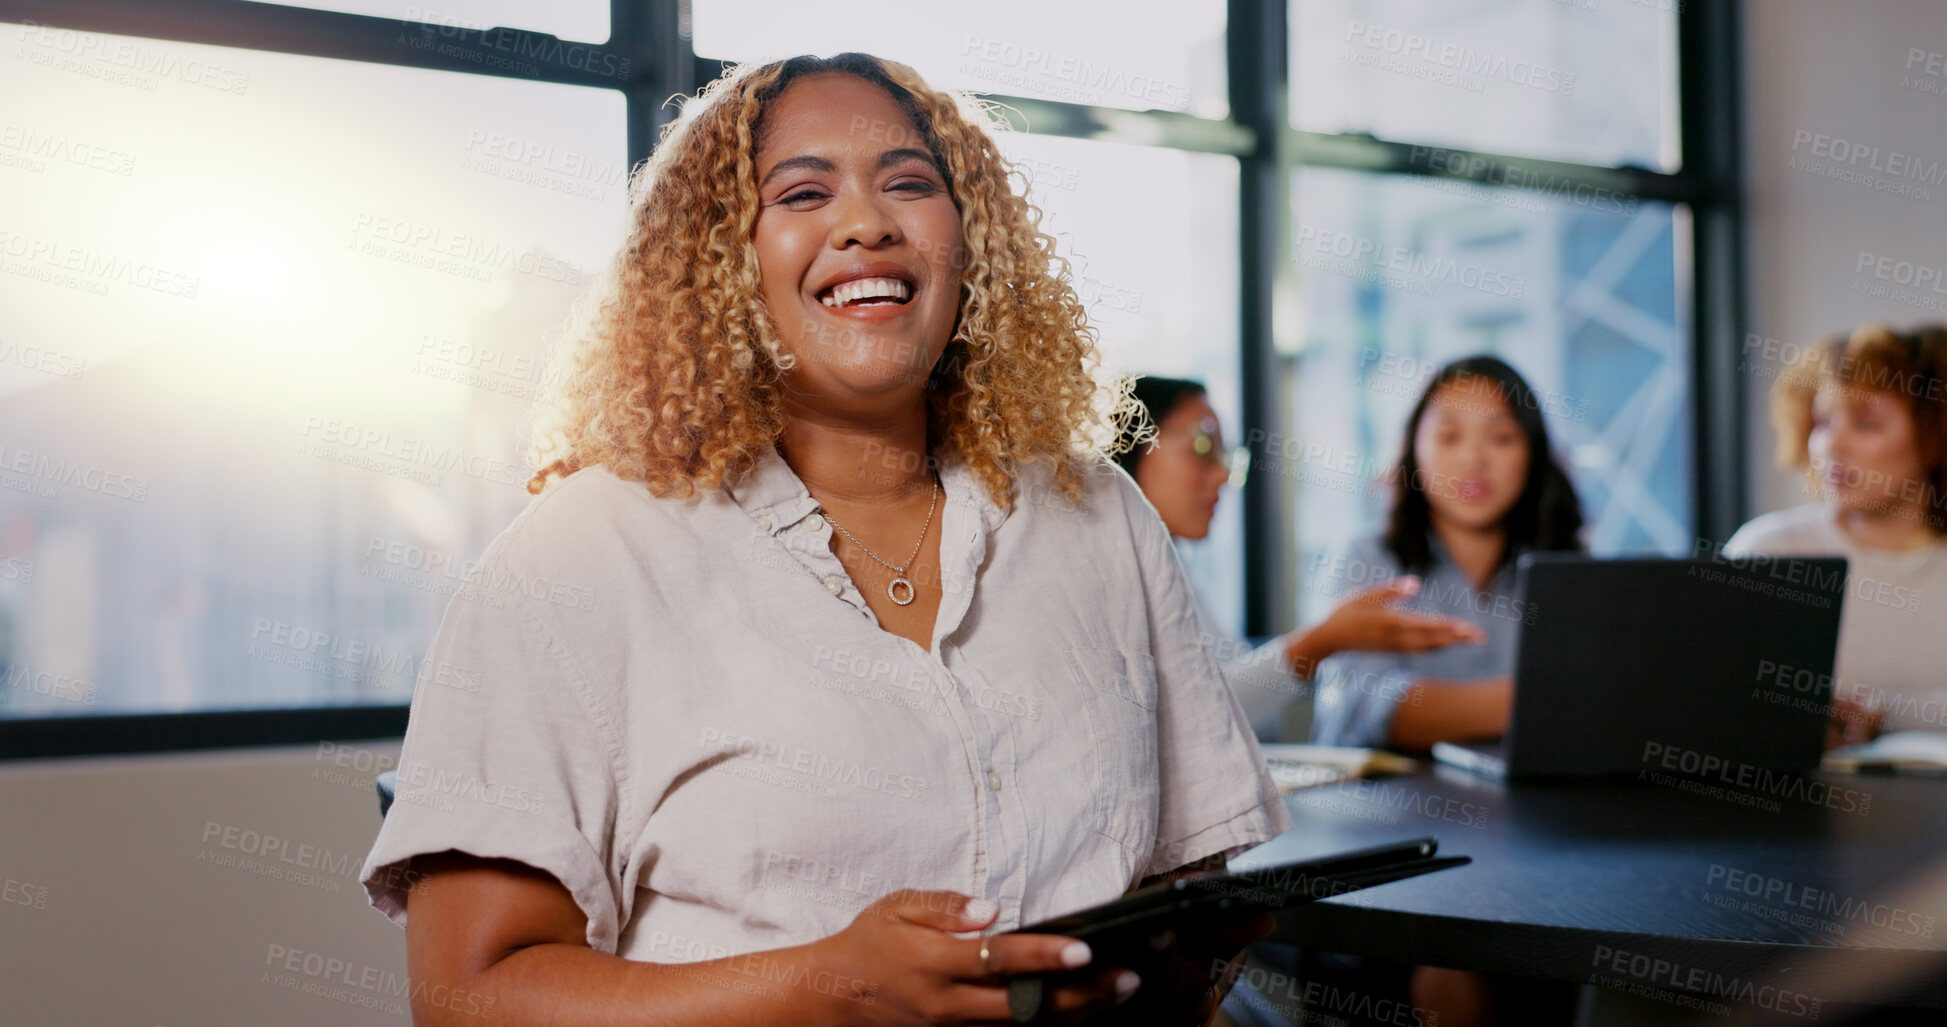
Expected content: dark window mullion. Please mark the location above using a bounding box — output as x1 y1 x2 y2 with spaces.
1291 130 1712 206
1233 0 1294 637
1679 0 1746 542
971 94 1254 157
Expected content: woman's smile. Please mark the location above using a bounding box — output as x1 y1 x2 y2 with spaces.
811 262 920 320
753 72 966 396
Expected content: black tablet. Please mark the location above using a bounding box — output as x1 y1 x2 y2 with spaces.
1004 836 1467 966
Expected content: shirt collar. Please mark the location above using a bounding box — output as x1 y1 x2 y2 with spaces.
726 444 1009 538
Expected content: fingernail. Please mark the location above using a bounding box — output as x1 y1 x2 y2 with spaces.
1399 576 1421 592
1115 970 1141 1000
963 899 997 922
1059 941 1091 968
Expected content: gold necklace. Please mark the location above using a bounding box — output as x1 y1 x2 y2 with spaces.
821 476 940 606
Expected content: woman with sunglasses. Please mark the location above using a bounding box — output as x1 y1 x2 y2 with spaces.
1113 376 1486 743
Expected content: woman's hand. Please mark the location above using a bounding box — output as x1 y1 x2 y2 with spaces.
1826 693 1883 749
812 889 1137 1025
1285 577 1487 675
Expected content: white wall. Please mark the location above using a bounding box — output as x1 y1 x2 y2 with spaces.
1740 0 1947 522
0 741 409 1026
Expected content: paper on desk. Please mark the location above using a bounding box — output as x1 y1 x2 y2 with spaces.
1258 744 1418 793
1824 730 1947 774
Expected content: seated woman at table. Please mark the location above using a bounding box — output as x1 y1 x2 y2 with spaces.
1309 355 1585 752
1112 375 1486 743
1725 322 1947 741
358 52 1290 1025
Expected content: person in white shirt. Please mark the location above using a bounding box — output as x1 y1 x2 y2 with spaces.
1111 376 1485 744
360 53 1291 1026
1724 322 1947 740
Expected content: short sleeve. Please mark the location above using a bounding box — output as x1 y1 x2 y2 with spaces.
359 528 629 954
1111 468 1294 878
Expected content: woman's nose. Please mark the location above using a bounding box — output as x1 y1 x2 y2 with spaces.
828 190 901 250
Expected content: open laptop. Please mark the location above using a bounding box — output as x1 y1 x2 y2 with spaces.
1431 553 1847 781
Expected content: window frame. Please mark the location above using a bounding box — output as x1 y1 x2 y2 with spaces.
0 0 1740 757
1247 0 1742 632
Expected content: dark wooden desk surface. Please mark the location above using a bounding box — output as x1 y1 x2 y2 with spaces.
1238 763 1947 1011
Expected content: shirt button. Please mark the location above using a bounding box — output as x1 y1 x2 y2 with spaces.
986 770 1002 792
823 576 844 596
806 515 826 532
756 516 773 532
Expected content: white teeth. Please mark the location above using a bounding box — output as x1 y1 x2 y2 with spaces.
819 276 912 308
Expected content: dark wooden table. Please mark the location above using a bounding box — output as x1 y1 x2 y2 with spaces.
1236 762 1947 1019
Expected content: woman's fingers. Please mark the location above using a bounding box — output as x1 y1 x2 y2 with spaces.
1385 612 1487 650
876 889 998 932
1348 576 1421 605
969 933 1095 980
950 937 1132 1024
1336 578 1489 653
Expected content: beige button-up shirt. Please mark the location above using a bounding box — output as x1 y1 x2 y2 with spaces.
360 445 1292 961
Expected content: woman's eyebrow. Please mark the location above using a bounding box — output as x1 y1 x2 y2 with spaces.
759 154 835 187
758 148 940 187
877 147 938 171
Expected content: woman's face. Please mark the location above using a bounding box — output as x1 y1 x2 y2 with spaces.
751 73 966 414
1413 376 1530 534
1809 381 1926 516
1135 394 1233 540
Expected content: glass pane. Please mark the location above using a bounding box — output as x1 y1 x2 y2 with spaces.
1291 0 1680 172
0 23 627 717
257 1 609 45
991 134 1245 633
1284 166 1692 622
695 0 1229 120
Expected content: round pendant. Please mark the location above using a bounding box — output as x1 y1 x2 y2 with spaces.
888 577 916 606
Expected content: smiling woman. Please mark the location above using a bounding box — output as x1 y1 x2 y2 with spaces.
359 52 1290 1027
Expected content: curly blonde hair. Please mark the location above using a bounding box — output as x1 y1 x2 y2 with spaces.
1769 321 1947 533
525 53 1129 508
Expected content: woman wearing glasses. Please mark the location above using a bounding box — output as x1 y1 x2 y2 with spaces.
1113 376 1486 743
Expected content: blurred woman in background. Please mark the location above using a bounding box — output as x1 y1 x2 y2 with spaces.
1308 355 1585 752
1114 376 1485 744
1726 322 1947 741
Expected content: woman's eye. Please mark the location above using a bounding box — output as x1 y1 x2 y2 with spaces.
890 179 937 195
779 188 828 205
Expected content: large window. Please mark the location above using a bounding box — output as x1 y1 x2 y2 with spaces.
1291 0 1679 171
693 0 1231 119
0 0 1734 752
1280 0 1712 623
0 14 627 727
